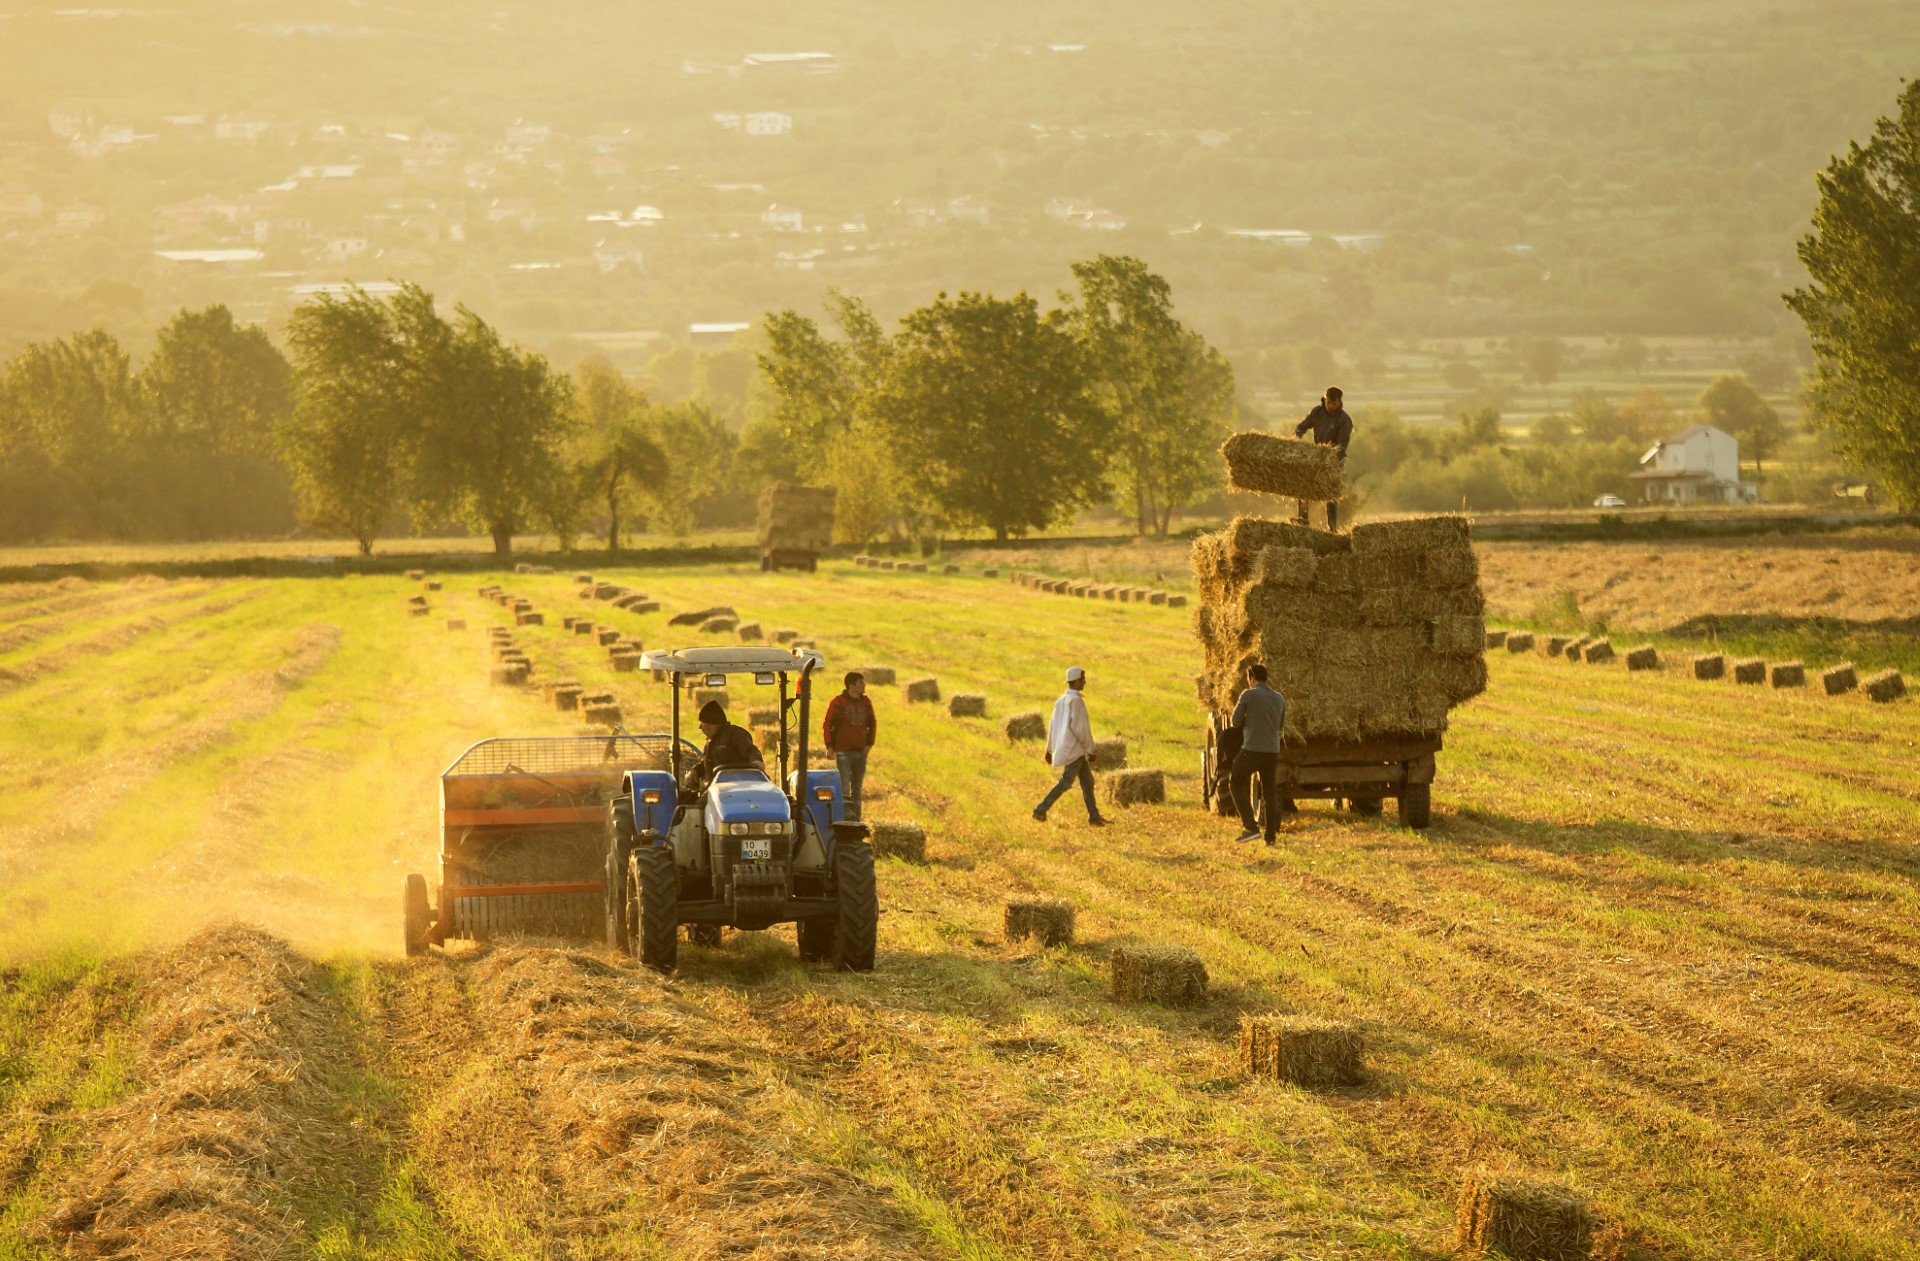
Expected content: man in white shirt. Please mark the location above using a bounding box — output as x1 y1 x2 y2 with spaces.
1031 665 1109 827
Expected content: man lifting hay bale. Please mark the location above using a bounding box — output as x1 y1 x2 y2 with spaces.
1004 899 1075 947
1455 1170 1593 1261
1238 1014 1366 1088
1110 943 1207 1006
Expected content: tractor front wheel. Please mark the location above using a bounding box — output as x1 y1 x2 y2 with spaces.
833 842 877 972
631 847 679 972
403 873 431 956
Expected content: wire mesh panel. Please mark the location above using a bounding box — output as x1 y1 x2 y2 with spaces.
444 734 690 777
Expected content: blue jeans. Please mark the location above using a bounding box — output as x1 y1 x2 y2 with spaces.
1035 756 1101 821
836 748 868 821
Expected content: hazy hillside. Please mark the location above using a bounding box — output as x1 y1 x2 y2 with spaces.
1 0 1914 363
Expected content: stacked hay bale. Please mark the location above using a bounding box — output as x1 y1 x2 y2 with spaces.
1111 944 1208 1006
757 482 837 556
1455 1171 1593 1261
1191 510 1487 745
1101 768 1165 807
1238 1014 1366 1088
1004 899 1075 946
579 693 622 726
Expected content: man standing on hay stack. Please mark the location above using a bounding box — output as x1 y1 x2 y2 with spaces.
1229 662 1289 845
1294 386 1353 531
1032 666 1110 828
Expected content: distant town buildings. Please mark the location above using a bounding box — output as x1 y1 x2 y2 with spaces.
713 111 794 136
761 203 803 232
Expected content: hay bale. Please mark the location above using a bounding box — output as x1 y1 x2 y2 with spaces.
1092 737 1128 769
669 605 736 626
489 663 530 687
855 665 896 686
597 629 621 646
1220 431 1346 501
632 601 661 615
1733 657 1767 685
737 621 763 641
1110 944 1208 1006
1004 899 1074 947
1165 595 1187 609
487 626 512 639
408 605 431 617
910 562 930 573
575 573 594 584
516 610 544 626
747 707 780 728
550 685 583 711
1100 768 1165 807
1581 638 1614 664
870 821 926 863
424 580 442 591
1769 661 1806 688
1820 663 1858 695
573 620 595 636
445 618 466 631
1004 711 1046 742
1486 629 1508 649
699 615 740 634
611 652 641 673
983 568 999 578
405 594 428 607
594 583 623 600
1692 653 1726 680
1238 1014 1367 1088
904 676 940 703
948 693 987 718
561 616 579 630
1543 635 1573 658
1149 590 1168 605
1864 669 1906 703
943 563 961 574
757 725 782 753
1455 1170 1593 1261
773 628 801 644
1625 645 1660 671
405 568 426 580
1504 631 1535 653
581 702 623 727
693 688 729 712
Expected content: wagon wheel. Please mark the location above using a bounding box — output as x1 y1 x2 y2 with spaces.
1201 719 1219 810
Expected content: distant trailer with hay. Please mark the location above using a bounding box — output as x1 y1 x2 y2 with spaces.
757 481 837 573
1190 463 1489 830
402 733 695 955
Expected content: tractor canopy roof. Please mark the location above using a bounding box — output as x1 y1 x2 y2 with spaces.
639 645 825 679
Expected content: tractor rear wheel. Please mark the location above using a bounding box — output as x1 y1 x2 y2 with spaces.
796 915 836 962
1398 783 1432 830
604 851 629 953
833 842 877 972
632 847 679 972
403 874 431 956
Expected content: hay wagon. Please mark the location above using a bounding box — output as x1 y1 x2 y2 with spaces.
1202 714 1436 830
403 733 696 954
757 482 836 573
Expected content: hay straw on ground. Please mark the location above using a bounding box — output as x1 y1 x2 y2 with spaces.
1733 657 1766 685
903 677 939 703
1092 737 1128 769
669 605 736 627
1238 1014 1366 1087
1110 943 1208 1006
1625 645 1659 671
948 693 987 717
1693 653 1726 680
1770 661 1806 688
1820 664 1857 695
1100 768 1165 807
1004 899 1075 946
1455 1170 1593 1261
1004 711 1046 741
869 821 926 862
1864 669 1906 702
1220 431 1346 501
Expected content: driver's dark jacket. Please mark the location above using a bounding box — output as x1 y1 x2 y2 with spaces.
699 722 763 774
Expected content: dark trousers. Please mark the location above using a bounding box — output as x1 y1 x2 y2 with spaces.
836 748 868 821
1297 499 1340 530
1036 756 1100 820
1231 749 1283 841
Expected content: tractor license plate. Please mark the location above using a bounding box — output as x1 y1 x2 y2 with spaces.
741 837 772 861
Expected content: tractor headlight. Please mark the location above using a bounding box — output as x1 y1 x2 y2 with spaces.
728 822 751 836
641 790 661 804
759 821 788 835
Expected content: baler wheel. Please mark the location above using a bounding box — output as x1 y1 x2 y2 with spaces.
1398 782 1432 830
403 874 431 956
632 846 679 972
604 851 629 953
833 842 877 972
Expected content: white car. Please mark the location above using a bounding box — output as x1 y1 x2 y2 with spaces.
1592 494 1627 509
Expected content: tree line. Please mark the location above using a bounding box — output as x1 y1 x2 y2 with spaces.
758 254 1236 542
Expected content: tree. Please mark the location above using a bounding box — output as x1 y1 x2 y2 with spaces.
1451 403 1504 455
572 360 666 553
1066 255 1235 535
409 302 576 557
135 305 290 459
1785 81 1920 508
757 290 888 464
872 289 1104 541
1611 335 1649 375
1698 374 1785 477
640 403 733 536
0 329 136 468
1613 388 1676 445
282 290 412 555
1522 336 1565 386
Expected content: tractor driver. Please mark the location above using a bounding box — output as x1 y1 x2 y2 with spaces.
693 699 763 784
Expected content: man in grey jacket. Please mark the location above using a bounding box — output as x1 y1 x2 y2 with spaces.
1229 662 1288 844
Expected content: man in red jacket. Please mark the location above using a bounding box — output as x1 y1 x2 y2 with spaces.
822 671 876 821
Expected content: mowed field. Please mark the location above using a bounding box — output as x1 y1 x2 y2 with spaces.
2 561 1918 1261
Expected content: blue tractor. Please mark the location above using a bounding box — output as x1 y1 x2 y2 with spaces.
605 646 877 972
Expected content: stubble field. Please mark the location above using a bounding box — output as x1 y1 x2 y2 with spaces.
2 558 1917 1260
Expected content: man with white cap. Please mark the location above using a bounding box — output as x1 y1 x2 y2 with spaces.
1031 665 1108 827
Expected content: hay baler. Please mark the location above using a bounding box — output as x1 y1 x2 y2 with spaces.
608 645 878 972
403 733 695 954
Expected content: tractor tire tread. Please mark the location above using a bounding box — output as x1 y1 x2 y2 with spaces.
634 846 679 972
833 842 878 972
